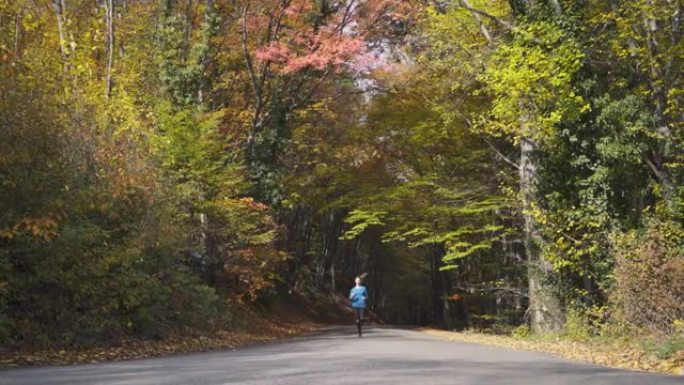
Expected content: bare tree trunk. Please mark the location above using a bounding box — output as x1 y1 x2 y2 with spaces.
429 244 451 327
642 2 678 212
199 212 209 255
104 0 115 99
644 3 667 127
430 247 440 326
51 0 68 64
441 271 454 329
14 8 20 59
520 137 563 333
330 264 335 293
198 0 210 104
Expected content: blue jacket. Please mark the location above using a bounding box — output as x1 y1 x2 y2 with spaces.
349 286 368 308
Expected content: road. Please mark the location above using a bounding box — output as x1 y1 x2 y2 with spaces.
1 326 682 385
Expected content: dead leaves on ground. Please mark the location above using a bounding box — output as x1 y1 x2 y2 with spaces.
0 321 318 367
421 328 684 375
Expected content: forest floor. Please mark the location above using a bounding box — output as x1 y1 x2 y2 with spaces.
421 328 684 375
0 292 352 367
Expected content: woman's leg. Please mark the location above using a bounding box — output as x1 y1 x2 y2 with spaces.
354 308 364 336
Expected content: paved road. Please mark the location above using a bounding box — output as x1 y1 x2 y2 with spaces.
1 326 682 385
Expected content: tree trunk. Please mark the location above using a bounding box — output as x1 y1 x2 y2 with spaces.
520 138 563 333
51 0 69 66
104 0 115 99
330 263 335 293
548 0 562 15
430 245 451 327
441 271 454 329
641 4 677 212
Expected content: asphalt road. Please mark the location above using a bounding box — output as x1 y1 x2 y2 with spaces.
1 326 682 385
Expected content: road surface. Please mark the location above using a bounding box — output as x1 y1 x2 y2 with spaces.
1 326 682 385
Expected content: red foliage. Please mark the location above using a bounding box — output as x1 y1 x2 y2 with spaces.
247 0 416 75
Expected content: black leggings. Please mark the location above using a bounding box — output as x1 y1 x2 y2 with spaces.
353 307 365 322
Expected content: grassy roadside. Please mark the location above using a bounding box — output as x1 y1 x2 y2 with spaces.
421 328 684 375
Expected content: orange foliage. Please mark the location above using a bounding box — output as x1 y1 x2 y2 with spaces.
1 217 59 241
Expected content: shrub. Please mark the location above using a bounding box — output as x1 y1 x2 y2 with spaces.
562 308 594 341
609 220 684 336
512 324 530 339
654 335 684 359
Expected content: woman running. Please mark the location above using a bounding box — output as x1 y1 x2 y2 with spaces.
349 276 368 337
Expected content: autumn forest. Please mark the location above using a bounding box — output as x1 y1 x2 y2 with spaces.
1 0 683 363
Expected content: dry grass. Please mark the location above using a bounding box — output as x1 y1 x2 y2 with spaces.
421 328 684 375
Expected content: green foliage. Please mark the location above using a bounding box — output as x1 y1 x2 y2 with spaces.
561 308 597 342
418 0 684 338
478 21 588 143
512 324 530 339
341 210 387 241
156 0 219 106
654 336 684 360
154 102 245 204
334 89 512 270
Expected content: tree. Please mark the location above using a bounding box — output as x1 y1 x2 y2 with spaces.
240 0 415 203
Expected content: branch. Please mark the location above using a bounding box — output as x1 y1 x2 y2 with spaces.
460 0 493 43
241 3 259 102
643 154 667 184
337 85 394 96
333 0 359 35
560 231 581 244
457 2 514 31
291 66 332 111
241 2 265 135
483 138 520 170
358 1 396 36
452 285 528 298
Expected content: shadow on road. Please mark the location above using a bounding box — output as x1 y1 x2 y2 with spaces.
1 326 681 385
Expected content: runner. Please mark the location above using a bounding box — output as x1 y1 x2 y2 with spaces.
349 276 368 337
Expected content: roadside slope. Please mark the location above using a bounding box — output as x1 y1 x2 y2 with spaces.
0 292 353 367
421 328 684 376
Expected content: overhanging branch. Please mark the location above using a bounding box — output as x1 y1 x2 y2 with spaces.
457 2 514 31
